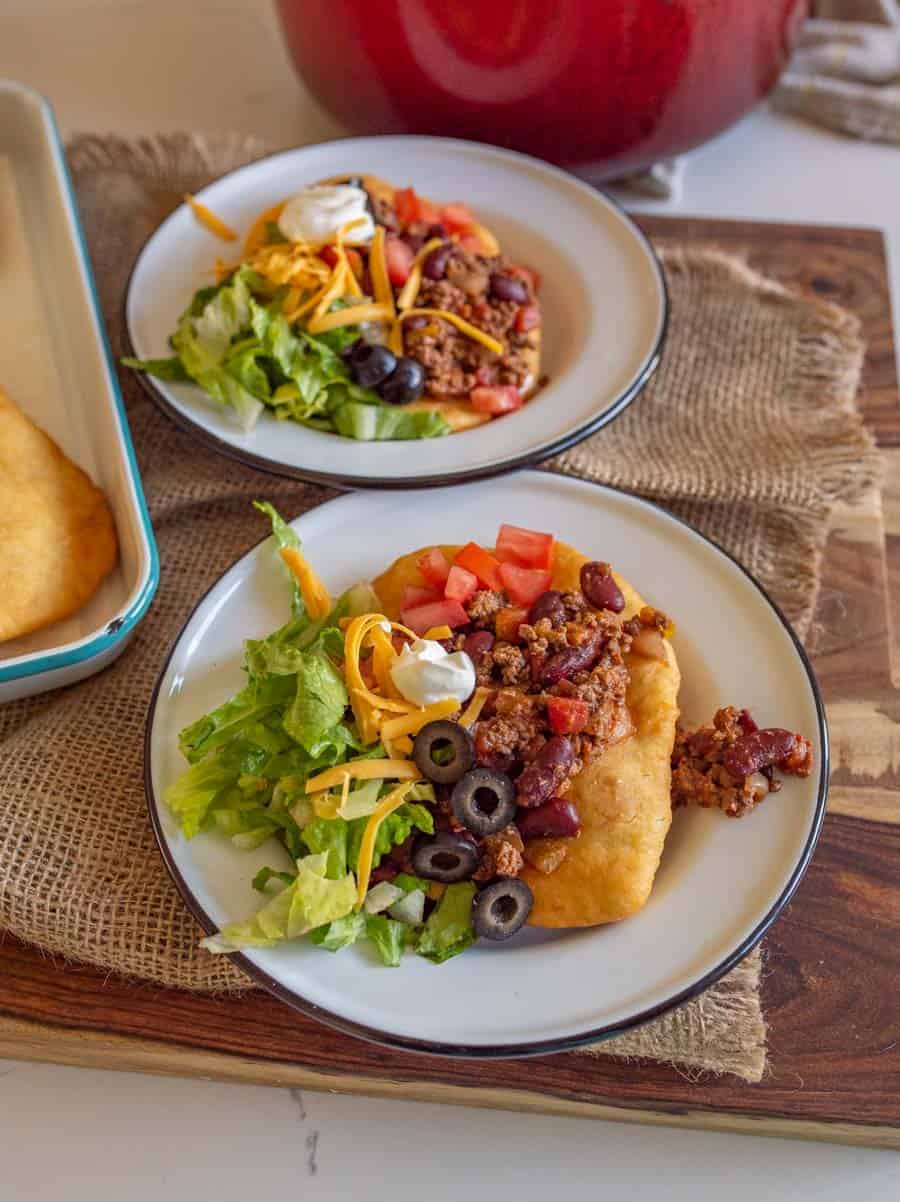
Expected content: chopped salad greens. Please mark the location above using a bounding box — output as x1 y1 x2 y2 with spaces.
124 265 449 441
165 503 476 966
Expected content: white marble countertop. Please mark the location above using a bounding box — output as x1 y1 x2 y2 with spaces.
1 2 899 1198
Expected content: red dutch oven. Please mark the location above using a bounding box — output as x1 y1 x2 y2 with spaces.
276 0 808 176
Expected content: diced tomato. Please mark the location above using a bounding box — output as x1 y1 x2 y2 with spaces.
499 562 552 607
319 245 339 268
394 187 419 225
508 264 541 293
444 564 479 604
495 606 529 643
401 599 469 637
416 547 451 589
417 196 441 224
440 202 475 233
515 303 541 333
402 584 440 610
385 236 414 286
394 187 439 226
455 543 503 591
459 232 487 255
470 386 523 416
496 523 555 570
546 696 590 735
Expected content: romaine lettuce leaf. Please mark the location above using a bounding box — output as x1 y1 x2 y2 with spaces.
364 914 405 967
331 401 449 441
201 852 356 952
301 817 348 879
282 650 348 756
177 674 295 764
120 355 190 381
346 803 434 872
416 882 477 963
309 911 366 951
171 267 265 430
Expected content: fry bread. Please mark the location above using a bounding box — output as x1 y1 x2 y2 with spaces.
373 540 680 928
0 388 118 644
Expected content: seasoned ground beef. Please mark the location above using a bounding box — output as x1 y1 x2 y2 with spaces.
445 252 490 299
470 595 634 796
466 589 505 627
489 642 530 686
403 260 535 396
671 706 812 817
473 825 524 881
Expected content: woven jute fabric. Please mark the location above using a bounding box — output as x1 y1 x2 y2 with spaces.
0 134 880 1083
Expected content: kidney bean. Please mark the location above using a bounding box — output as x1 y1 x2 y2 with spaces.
425 222 448 239
529 589 566 627
724 729 800 779
540 629 604 686
580 562 625 613
423 242 453 280
463 629 495 665
517 798 581 840
516 736 574 807
489 273 529 304
737 708 758 735
400 230 425 254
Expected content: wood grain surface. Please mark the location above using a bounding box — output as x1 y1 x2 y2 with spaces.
1 216 897 1149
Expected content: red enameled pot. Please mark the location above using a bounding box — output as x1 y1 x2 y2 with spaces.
276 0 808 176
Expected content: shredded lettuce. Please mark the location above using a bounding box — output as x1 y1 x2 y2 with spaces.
364 914 405 967
416 883 477 963
331 400 449 442
202 853 356 952
282 650 348 756
122 272 450 441
167 501 481 966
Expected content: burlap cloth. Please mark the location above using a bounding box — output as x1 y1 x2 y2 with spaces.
0 134 880 1083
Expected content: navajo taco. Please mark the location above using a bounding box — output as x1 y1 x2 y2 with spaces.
126 175 542 442
165 506 813 965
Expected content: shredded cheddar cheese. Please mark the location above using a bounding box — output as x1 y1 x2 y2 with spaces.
380 696 461 743
354 781 415 906
279 547 332 618
306 301 392 334
396 237 445 311
459 687 491 729
184 193 237 242
423 625 452 640
399 308 504 356
306 759 421 794
369 226 395 316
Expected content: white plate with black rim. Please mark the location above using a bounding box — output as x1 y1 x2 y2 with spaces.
125 136 666 489
145 471 827 1057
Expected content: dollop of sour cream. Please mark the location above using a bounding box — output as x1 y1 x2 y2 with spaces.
277 184 374 244
390 639 476 708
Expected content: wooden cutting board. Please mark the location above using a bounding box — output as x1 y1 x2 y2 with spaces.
1 216 897 1149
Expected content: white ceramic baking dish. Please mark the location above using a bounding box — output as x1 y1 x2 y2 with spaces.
0 82 158 702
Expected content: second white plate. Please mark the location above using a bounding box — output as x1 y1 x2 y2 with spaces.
125 135 666 488
145 471 827 1056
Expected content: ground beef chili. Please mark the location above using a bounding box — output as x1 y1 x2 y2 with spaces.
404 574 672 885
359 190 540 402
671 706 813 817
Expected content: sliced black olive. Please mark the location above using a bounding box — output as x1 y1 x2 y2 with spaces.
450 768 516 837
413 719 474 784
472 878 533 941
380 356 425 405
350 343 397 389
411 833 479 883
